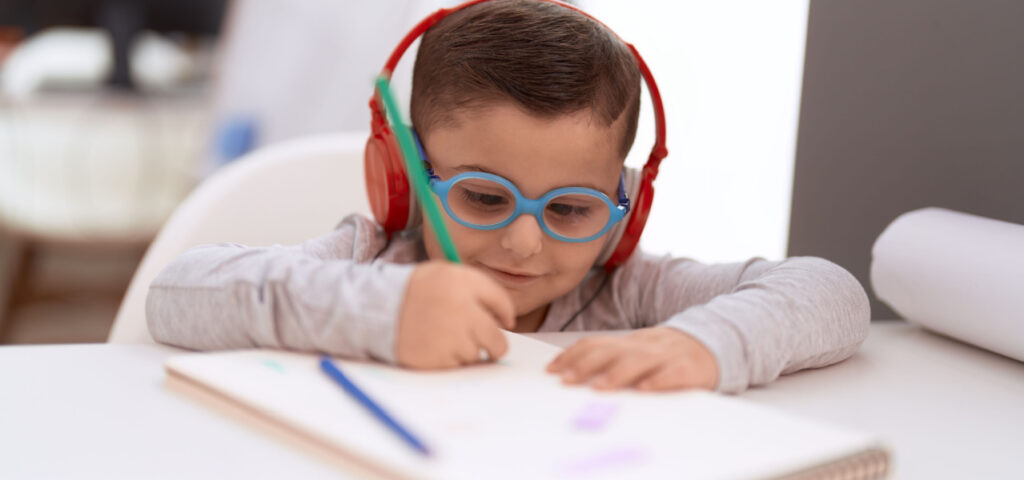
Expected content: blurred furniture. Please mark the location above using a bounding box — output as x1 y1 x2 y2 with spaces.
0 9 220 341
108 131 371 344
787 0 1024 319
0 0 227 91
203 0 444 170
2 322 1023 478
0 92 208 340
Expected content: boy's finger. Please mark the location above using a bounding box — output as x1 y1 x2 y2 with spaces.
547 342 590 373
560 346 619 384
472 316 509 361
548 337 612 373
546 352 566 372
454 337 482 365
592 353 663 390
637 363 695 391
473 275 516 330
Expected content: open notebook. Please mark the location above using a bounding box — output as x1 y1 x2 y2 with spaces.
164 333 889 479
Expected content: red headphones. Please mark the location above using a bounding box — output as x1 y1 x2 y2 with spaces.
365 0 667 271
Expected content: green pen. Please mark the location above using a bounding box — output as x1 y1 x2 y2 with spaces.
374 76 461 263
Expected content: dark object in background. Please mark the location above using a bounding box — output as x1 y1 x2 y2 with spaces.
788 0 1024 319
0 0 228 90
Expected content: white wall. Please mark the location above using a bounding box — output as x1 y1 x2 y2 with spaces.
582 0 810 263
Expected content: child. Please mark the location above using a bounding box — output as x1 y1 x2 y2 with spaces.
147 0 869 394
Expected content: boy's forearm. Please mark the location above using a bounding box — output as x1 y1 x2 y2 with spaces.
664 257 871 393
145 243 414 362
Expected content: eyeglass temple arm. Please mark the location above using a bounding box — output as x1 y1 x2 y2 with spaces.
411 128 439 179
617 172 630 213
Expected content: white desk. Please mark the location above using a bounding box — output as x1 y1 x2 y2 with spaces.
2 321 1022 479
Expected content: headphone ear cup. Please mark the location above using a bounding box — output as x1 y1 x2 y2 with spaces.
595 167 643 268
364 125 413 235
603 165 655 271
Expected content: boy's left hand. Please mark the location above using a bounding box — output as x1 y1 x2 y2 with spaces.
546 327 719 392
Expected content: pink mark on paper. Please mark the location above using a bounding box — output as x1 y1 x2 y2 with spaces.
572 401 619 431
559 446 647 476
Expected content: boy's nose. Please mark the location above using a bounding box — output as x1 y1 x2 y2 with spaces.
500 215 544 259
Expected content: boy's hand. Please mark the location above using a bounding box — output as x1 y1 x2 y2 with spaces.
395 261 516 369
546 327 719 392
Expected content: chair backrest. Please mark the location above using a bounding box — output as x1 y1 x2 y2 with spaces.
108 131 370 343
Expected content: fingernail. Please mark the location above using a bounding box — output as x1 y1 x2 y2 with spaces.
562 371 577 383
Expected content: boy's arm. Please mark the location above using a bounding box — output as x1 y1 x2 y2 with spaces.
145 215 415 363
623 254 871 393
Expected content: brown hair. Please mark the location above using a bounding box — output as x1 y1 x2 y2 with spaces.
410 0 642 158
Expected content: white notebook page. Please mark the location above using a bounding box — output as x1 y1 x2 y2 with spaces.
165 332 883 480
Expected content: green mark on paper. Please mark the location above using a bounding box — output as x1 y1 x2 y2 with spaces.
261 359 286 374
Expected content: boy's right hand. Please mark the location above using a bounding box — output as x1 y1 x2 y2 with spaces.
395 261 516 369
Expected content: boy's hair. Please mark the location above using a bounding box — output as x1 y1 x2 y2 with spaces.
410 0 642 158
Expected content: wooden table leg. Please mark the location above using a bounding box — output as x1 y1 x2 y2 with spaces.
0 234 32 342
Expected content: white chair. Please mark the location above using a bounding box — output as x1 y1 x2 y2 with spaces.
108 131 371 343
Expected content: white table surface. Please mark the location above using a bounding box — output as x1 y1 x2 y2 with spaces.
2 321 1023 479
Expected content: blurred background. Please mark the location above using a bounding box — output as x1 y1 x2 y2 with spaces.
0 0 809 344
0 0 227 343
1 0 1020 344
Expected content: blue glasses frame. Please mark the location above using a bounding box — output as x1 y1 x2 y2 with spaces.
426 169 631 243
411 130 630 242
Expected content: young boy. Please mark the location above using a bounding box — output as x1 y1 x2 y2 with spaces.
147 0 869 394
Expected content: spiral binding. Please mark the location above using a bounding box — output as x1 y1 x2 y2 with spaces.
778 447 891 480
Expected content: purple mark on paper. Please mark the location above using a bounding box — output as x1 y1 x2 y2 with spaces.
559 446 647 476
572 401 619 431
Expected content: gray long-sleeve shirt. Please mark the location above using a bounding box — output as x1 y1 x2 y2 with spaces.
147 214 870 393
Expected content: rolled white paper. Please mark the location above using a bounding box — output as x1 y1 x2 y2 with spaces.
871 207 1024 362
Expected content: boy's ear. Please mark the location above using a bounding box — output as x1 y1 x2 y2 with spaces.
595 166 642 268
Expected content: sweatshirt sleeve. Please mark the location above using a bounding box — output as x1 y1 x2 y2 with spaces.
145 215 416 363
615 253 871 393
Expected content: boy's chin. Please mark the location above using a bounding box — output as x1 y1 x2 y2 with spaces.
509 293 554 319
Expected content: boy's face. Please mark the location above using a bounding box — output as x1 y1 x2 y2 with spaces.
420 102 625 327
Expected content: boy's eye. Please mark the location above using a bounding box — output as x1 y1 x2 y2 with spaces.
546 202 591 218
459 188 510 207
544 194 610 235
456 185 512 209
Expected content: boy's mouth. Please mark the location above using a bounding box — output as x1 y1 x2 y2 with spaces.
480 264 545 287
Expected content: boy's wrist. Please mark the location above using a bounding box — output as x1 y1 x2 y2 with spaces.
319 261 416 364
647 326 719 390
663 314 745 393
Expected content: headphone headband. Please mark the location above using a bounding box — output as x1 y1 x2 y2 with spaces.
366 0 668 270
373 0 667 169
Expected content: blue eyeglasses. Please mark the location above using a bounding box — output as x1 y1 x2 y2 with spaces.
426 167 630 243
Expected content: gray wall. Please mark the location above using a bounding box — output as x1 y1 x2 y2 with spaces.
788 0 1024 319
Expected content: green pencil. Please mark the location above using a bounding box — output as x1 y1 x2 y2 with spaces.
374 77 461 263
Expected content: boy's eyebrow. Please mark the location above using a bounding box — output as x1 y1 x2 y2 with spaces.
452 164 612 194
452 164 498 174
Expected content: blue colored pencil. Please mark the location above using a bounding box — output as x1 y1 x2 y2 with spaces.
318 356 432 456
